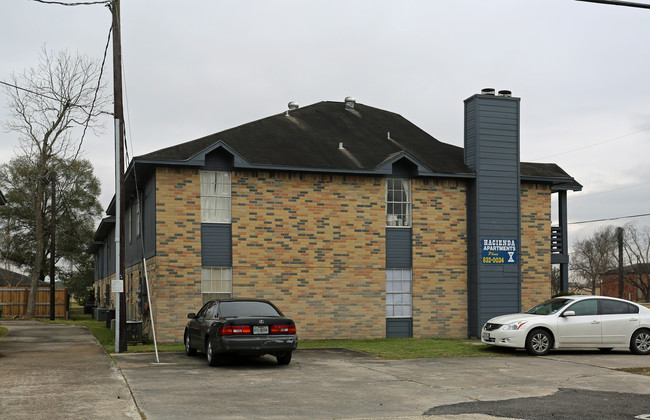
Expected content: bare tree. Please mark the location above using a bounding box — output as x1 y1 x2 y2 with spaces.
570 226 617 295
622 223 650 301
2 47 108 318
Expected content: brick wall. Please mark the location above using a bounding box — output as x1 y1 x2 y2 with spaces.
520 183 551 310
95 171 556 343
411 179 468 337
151 167 203 342
231 171 386 339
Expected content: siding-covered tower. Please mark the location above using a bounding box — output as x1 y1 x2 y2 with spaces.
465 88 522 337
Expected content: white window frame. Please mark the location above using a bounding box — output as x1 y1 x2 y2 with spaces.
386 178 411 227
201 267 232 304
201 171 232 223
386 269 412 318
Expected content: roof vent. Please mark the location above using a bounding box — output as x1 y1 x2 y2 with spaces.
481 88 495 95
344 96 356 110
285 101 299 116
338 142 345 150
498 90 512 97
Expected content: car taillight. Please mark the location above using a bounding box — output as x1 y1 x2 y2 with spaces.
220 325 252 335
270 325 296 334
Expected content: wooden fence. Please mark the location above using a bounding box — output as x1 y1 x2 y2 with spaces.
0 287 69 319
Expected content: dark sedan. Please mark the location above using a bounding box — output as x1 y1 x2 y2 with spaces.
184 298 298 366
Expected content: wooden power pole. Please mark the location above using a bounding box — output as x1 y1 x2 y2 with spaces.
111 0 127 353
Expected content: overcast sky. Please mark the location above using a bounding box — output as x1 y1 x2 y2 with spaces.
2 0 650 247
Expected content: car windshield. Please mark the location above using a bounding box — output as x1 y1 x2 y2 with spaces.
524 298 573 315
219 301 281 318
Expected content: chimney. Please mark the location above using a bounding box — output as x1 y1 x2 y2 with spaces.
464 88 522 337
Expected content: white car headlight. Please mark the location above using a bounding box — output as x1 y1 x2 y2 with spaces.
502 321 527 331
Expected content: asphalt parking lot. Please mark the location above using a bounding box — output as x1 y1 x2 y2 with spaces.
3 321 650 419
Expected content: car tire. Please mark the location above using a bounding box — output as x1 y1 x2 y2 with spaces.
630 329 650 355
206 339 222 366
525 329 552 356
276 351 292 365
184 331 197 356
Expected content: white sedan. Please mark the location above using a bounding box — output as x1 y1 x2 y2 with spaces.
481 295 650 356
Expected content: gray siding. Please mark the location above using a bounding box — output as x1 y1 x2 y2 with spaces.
125 175 156 267
386 228 412 268
464 93 522 336
201 224 232 266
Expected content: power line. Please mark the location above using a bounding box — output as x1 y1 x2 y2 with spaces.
0 80 60 102
569 213 650 225
29 0 111 5
532 127 650 161
576 0 650 9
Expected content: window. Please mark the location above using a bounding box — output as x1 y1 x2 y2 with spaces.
201 267 232 304
601 299 639 315
386 179 411 227
386 269 412 317
567 299 598 316
201 171 231 223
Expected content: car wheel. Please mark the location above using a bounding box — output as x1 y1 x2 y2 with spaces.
276 351 292 365
598 348 613 353
206 339 222 366
526 329 551 356
630 329 650 355
184 331 197 356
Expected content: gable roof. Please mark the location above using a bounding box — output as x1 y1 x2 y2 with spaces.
124 99 581 199
136 101 473 177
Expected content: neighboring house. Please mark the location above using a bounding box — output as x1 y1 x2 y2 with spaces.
0 267 33 287
88 91 582 342
601 264 650 302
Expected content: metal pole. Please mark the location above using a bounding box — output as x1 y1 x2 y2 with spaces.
49 172 56 321
618 227 624 298
111 0 127 353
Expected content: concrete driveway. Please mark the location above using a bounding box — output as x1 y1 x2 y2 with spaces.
114 348 650 419
3 321 650 419
0 321 139 419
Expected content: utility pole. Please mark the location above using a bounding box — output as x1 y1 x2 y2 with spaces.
49 172 56 321
111 0 127 353
618 227 624 299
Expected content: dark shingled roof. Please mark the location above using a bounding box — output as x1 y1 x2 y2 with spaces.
137 101 471 176
133 100 580 188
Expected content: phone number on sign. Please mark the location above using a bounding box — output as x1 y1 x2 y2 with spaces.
482 256 505 264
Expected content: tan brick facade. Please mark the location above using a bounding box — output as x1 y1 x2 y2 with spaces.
520 183 552 310
411 179 468 337
231 171 386 340
95 169 553 343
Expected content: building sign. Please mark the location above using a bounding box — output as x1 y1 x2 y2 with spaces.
481 239 517 264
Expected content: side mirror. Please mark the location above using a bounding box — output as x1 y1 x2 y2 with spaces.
187 313 197 319
563 310 575 317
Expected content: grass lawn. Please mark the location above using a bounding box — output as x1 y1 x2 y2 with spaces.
0 327 7 339
52 307 521 358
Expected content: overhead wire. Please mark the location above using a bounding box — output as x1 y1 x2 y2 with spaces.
531 126 650 162
29 0 111 6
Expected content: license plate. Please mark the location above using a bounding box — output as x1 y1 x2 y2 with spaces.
481 332 490 341
253 325 269 334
